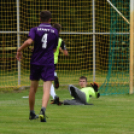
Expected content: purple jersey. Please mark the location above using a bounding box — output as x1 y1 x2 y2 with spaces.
28 23 59 65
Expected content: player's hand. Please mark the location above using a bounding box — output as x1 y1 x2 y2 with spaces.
31 47 34 52
16 51 23 61
64 50 69 56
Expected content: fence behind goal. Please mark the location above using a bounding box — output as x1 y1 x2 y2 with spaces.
0 0 131 95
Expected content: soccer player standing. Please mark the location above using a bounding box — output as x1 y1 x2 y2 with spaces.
16 11 59 122
50 23 69 102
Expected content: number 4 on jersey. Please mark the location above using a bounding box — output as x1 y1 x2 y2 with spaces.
42 33 48 49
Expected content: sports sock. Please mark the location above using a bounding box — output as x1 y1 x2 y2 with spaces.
41 107 46 112
30 110 35 114
50 84 57 99
54 71 57 77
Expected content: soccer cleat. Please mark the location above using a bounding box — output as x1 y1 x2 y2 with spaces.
54 76 59 89
50 96 59 104
50 96 63 105
39 109 46 122
29 112 39 120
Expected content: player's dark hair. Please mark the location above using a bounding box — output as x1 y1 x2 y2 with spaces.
52 23 62 33
79 76 87 82
40 11 52 22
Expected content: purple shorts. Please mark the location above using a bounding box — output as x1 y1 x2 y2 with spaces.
30 64 55 81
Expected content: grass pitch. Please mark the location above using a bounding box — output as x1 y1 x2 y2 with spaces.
0 86 134 134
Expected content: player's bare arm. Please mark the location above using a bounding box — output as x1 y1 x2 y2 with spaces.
17 38 33 61
59 47 69 56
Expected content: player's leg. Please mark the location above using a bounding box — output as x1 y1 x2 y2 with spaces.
50 83 60 104
64 99 84 105
39 81 52 122
69 85 87 104
50 83 57 99
50 64 59 103
42 81 52 107
39 65 55 122
29 80 39 120
54 76 59 89
54 64 59 89
29 64 41 120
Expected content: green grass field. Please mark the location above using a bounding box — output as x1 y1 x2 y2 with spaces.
0 86 134 134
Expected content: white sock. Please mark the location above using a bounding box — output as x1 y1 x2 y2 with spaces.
54 71 57 77
50 84 57 99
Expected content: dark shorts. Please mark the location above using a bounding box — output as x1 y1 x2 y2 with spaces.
54 64 57 70
30 64 55 81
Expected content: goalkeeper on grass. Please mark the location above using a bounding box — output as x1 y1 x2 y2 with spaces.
53 76 100 105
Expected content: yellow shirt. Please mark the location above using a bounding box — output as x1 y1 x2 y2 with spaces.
54 38 62 64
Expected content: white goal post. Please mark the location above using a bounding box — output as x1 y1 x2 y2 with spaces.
129 0 134 94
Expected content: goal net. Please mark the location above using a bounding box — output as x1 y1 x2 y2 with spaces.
0 0 130 95
97 0 130 95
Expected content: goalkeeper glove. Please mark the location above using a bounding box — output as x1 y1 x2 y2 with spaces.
90 82 99 92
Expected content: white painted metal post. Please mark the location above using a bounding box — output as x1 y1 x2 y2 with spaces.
92 0 96 82
16 0 21 86
129 0 134 94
